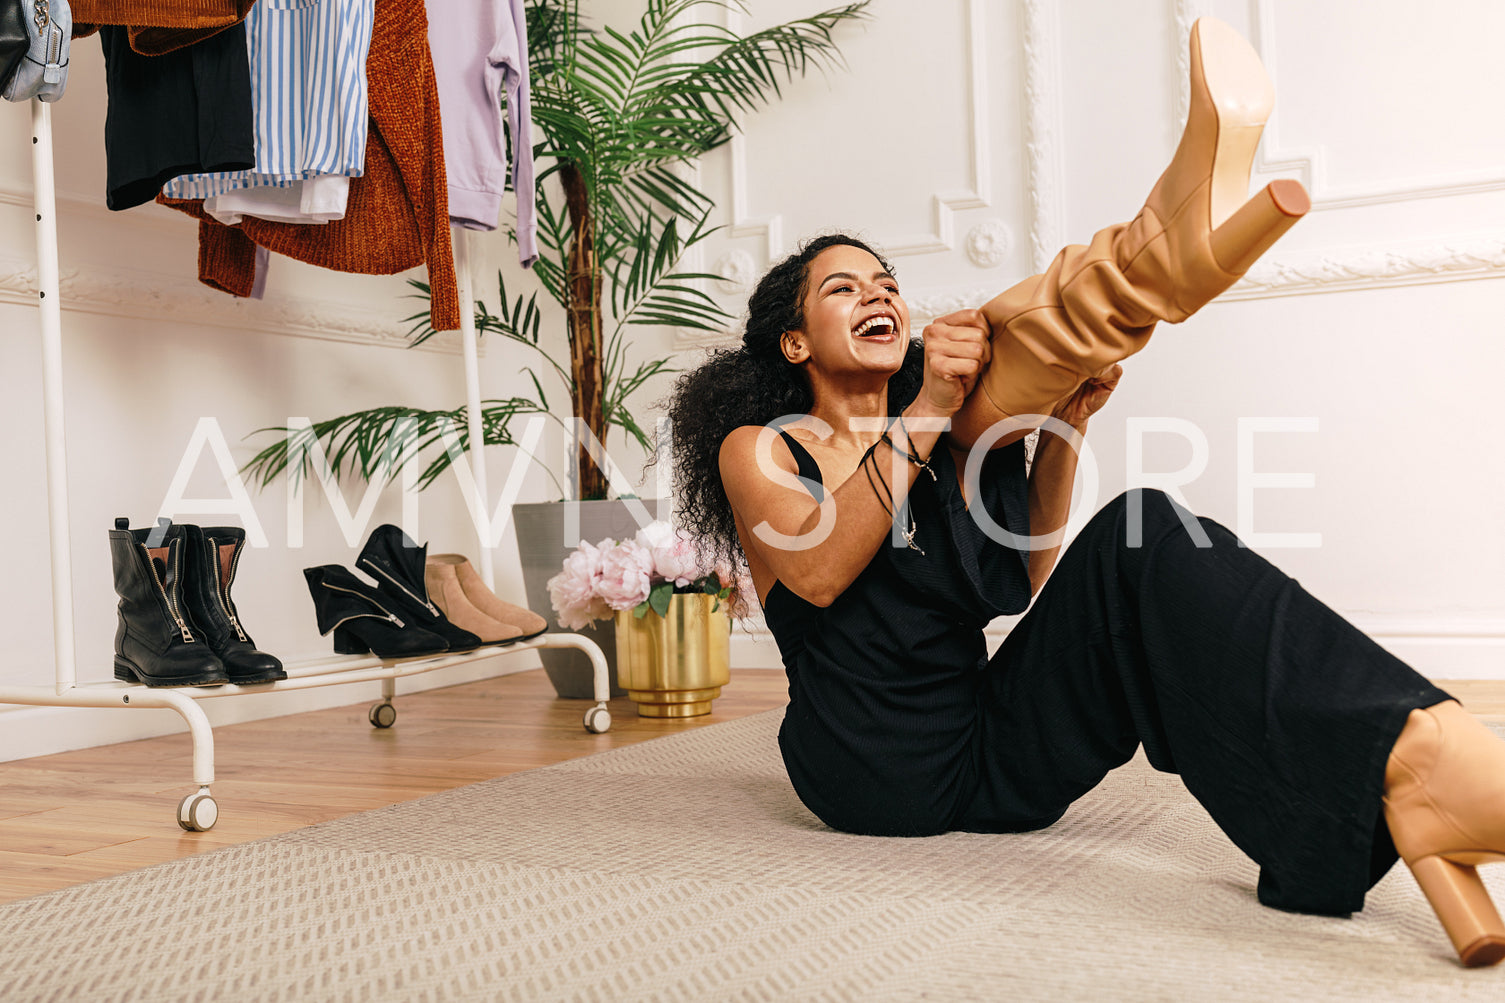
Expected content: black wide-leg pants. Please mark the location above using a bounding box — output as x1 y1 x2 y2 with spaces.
956 489 1450 915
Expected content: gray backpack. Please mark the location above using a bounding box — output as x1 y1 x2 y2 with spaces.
2 0 68 103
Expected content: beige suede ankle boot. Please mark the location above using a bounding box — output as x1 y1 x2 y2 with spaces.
426 554 548 642
423 558 523 645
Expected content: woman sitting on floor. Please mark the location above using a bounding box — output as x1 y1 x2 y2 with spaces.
664 19 1505 969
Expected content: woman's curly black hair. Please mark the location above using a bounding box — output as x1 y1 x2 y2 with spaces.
664 232 925 601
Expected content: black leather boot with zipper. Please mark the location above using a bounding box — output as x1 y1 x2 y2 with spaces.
302 564 450 658
355 524 482 653
108 518 228 687
182 525 286 684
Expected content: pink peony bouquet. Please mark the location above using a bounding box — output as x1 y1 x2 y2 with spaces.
546 521 744 628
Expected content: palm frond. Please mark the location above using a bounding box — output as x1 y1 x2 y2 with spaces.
670 2 872 122
607 208 730 336
242 399 558 492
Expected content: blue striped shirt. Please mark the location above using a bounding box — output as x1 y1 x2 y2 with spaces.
162 0 375 200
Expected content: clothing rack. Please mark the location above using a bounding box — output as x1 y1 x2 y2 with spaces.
0 98 611 833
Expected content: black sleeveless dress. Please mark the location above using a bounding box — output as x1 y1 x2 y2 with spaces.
763 429 1449 916
767 430 1036 835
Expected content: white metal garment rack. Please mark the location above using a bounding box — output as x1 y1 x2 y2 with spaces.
0 99 612 832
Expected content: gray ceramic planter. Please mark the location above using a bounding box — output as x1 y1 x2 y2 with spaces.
511 498 669 698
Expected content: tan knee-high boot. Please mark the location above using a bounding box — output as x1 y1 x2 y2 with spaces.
950 17 1309 448
1384 700 1505 967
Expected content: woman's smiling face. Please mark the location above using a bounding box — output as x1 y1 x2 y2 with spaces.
783 243 911 378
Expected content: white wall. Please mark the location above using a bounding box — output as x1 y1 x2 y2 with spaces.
3 0 1503 762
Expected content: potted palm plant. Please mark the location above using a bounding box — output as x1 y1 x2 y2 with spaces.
245 0 872 695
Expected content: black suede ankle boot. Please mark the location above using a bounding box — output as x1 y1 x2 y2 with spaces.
355 524 482 653
302 564 450 658
182 525 287 685
109 518 228 687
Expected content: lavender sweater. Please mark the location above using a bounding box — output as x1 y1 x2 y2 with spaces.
425 0 537 265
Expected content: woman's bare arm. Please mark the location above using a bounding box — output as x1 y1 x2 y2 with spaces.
1025 424 1084 594
1025 365 1122 595
721 311 990 607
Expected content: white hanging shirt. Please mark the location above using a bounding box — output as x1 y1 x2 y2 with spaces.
204 175 349 225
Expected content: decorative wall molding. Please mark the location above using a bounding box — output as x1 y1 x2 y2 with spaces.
725 0 992 261
671 326 738 353
1225 234 1505 299
0 181 188 234
673 230 1505 354
712 250 756 296
0 255 465 353
671 228 1505 346
922 233 1505 313
965 219 1014 268
1021 0 1066 273
1349 616 1505 641
906 287 994 323
1171 0 1213 131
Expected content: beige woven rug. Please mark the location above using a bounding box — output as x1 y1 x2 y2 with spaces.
3 710 1504 1001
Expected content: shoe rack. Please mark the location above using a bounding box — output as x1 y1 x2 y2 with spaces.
0 99 613 833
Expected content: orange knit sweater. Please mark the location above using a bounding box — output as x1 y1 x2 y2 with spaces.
72 2 256 56
158 0 460 332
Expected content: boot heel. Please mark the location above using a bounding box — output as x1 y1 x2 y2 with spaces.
1208 179 1309 275
1408 854 1505 967
331 628 370 655
113 658 141 683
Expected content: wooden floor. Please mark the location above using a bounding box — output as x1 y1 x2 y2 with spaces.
0 668 789 905
1 672 1501 908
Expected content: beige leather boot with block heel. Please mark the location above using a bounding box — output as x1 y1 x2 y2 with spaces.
950 17 1309 449
1384 700 1505 967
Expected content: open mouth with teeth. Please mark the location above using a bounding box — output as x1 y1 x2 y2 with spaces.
853 315 898 338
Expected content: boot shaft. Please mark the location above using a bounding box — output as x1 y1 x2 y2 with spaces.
356 523 438 615
108 517 199 646
355 525 482 651
181 525 254 651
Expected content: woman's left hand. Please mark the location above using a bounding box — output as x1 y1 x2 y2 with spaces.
1051 364 1122 429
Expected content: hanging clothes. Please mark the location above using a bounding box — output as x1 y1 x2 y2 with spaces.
162 0 375 227
72 0 255 56
424 0 537 265
100 22 254 211
158 0 460 332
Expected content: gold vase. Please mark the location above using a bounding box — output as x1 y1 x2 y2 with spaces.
614 593 732 717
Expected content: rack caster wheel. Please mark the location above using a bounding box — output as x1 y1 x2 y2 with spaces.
178 788 218 831
584 705 611 734
369 701 397 728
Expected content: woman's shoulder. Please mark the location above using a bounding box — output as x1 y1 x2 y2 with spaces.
719 424 797 470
